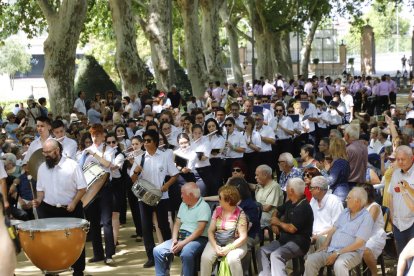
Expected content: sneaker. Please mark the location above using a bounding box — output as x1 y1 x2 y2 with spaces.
105 258 115 266
143 259 155 268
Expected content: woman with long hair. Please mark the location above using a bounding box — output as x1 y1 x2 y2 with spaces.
300 144 318 169
204 118 226 189
242 116 261 183
326 137 350 203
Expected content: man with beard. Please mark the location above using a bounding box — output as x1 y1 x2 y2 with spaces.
33 139 87 276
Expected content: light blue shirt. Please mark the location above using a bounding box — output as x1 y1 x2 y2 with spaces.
328 208 374 254
177 198 211 237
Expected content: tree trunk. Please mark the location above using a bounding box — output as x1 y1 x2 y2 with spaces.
37 0 87 116
139 0 171 91
244 0 275 80
301 19 319 78
218 2 243 85
274 31 294 79
177 0 207 97
200 0 226 83
109 0 147 96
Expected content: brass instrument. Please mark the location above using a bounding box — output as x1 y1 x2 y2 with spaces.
27 148 46 181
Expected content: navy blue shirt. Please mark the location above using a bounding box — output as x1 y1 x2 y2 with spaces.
239 198 260 239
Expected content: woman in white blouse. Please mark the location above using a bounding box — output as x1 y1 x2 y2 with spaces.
204 118 226 191
114 125 131 150
242 116 261 183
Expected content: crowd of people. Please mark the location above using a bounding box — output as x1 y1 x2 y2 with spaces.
1 73 414 276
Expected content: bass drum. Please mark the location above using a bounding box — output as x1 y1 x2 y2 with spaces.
81 162 109 208
17 217 89 273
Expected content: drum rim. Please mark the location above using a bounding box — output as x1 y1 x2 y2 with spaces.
17 218 89 231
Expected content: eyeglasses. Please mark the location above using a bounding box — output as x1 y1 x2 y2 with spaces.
278 160 285 163
144 139 153 143
309 186 319 190
243 122 249 125
224 124 233 127
275 109 284 113
106 141 116 144
232 168 242 172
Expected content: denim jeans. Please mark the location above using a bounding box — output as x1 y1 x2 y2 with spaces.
153 237 208 276
393 223 414 255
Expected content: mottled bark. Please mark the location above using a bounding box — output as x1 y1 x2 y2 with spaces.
243 0 275 79
219 2 243 84
138 0 171 91
109 0 147 96
177 0 207 97
301 19 319 78
200 0 226 83
274 31 294 79
37 0 87 116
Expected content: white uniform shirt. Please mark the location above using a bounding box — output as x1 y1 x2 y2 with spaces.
223 131 246 158
22 136 52 165
340 94 354 113
191 137 211 168
0 160 7 179
208 134 226 159
84 143 115 173
255 125 275 152
130 149 179 199
269 116 293 140
303 103 318 132
37 157 87 206
73 98 86 115
60 136 78 160
111 151 125 179
243 131 262 154
310 193 344 235
389 165 414 231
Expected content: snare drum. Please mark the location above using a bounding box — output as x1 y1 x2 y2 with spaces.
81 163 109 207
17 217 89 273
131 179 162 206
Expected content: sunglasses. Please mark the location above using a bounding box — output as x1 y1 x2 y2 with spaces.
224 124 233 127
243 122 249 125
275 109 284 113
232 168 242 172
304 173 313 178
106 141 116 144
287 110 294 113
144 139 153 143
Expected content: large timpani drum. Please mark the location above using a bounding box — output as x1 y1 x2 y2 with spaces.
131 179 162 206
81 162 109 208
17 218 89 273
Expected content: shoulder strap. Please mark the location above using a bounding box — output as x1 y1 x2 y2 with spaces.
140 153 146 168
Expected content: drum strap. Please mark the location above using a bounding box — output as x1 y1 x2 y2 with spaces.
139 153 145 174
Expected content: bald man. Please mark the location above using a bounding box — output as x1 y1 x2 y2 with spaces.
33 139 87 276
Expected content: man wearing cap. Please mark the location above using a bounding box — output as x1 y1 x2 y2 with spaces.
309 176 343 250
167 85 182 109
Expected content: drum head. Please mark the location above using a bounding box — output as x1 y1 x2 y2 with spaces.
17 218 88 231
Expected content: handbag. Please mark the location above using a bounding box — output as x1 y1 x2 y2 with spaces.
214 207 241 246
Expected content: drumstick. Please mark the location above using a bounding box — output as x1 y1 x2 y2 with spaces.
27 175 39 220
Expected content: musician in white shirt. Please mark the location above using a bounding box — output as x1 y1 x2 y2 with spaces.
242 116 262 183
204 118 226 191
51 119 77 160
255 112 276 170
222 117 246 182
22 116 52 166
130 129 179 268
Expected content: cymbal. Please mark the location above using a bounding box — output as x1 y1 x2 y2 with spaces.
27 149 45 181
